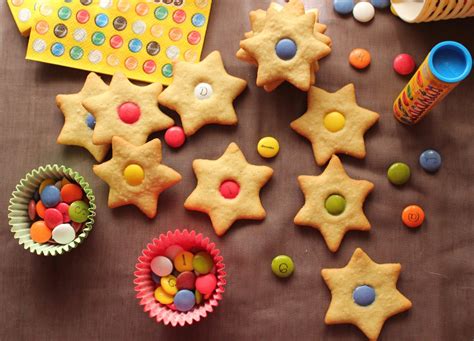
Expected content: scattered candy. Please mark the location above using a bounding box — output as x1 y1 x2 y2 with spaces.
371 0 390 9
257 136 280 158
349 48 371 69
324 112 346 132
353 2 375 22
123 164 145 186
164 126 186 148
271 255 295 278
151 256 174 277
325 194 346 215
61 183 83 204
275 38 297 60
387 162 411 185
393 53 416 75
419 149 441 173
333 0 355 14
52 223 76 244
353 285 376 306
41 185 61 208
192 251 213 274
68 200 89 223
219 180 240 199
402 205 425 228
30 221 52 244
28 200 36 220
174 290 195 312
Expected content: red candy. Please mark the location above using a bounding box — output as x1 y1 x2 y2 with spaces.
56 202 71 222
28 199 36 220
118 102 141 124
393 53 416 76
61 184 83 204
164 126 186 148
219 180 240 199
195 273 217 295
44 208 64 229
176 271 196 290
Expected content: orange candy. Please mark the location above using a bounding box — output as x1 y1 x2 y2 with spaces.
36 200 46 218
349 48 371 70
30 221 52 243
402 205 425 228
61 184 83 204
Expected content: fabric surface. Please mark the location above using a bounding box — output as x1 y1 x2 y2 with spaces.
1 1 473 340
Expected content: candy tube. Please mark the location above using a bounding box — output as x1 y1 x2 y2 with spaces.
393 41 472 125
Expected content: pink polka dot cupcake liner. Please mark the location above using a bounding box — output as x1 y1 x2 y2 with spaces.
134 229 226 327
7 164 96 256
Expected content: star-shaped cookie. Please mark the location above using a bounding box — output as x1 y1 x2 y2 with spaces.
294 155 374 252
158 51 247 136
239 1 331 91
93 136 181 218
56 73 110 162
291 84 380 166
82 72 174 146
184 142 273 236
321 248 412 340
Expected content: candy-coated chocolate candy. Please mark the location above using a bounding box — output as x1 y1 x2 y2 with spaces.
275 38 297 60
52 223 76 244
39 179 55 194
30 221 51 244
271 255 295 278
349 48 371 69
371 0 390 8
61 178 71 187
333 0 354 14
151 256 174 277
161 275 178 295
118 102 141 124
33 190 40 202
72 222 83 233
123 164 144 186
353 2 375 22
204 293 212 300
194 82 213 100
167 303 177 311
195 273 217 295
176 271 196 290
402 205 425 228
174 251 194 272
387 162 411 185
419 149 441 173
44 208 63 229
324 112 346 132
195 290 203 304
36 200 46 218
151 272 161 284
164 244 184 260
55 180 63 189
393 53 416 76
55 202 71 222
68 200 89 223
353 285 376 306
219 180 240 199
41 185 61 208
164 126 186 148
154 286 174 305
28 200 36 220
192 251 213 275
61 184 83 204
325 194 346 215
174 290 195 312
390 5 398 16
257 136 280 158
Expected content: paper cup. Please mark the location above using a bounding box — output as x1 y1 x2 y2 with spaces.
443 0 465 19
434 0 458 19
134 229 226 327
457 0 473 17
392 0 431 23
426 0 448 20
8 164 96 256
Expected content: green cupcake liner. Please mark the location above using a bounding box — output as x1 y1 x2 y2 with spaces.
8 164 96 256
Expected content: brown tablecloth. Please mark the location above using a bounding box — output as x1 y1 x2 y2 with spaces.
1 1 473 340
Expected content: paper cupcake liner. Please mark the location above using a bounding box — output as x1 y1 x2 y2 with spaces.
134 229 226 327
8 164 96 256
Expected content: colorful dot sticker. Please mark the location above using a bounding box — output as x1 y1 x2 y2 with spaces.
173 9 186 23
92 31 106 46
70 46 84 60
154 6 168 20
51 42 65 56
143 60 157 74
32 38 47 53
150 24 164 38
76 9 90 24
132 20 146 34
58 6 72 20
166 45 180 60
88 50 103 64
73 28 87 42
110 35 124 49
12 0 24 6
191 13 206 27
146 41 160 56
135 2 149 16
184 49 198 62
128 39 143 53
95 13 109 27
195 0 208 8
18 8 31 22
169 27 183 41
113 16 127 30
35 21 50 35
99 0 113 9
54 24 68 38
39 4 53 16
117 0 131 12
80 0 92 5
125 56 138 70
107 54 120 66
187 31 201 45
162 63 173 77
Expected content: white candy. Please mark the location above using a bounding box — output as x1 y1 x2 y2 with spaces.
52 223 76 244
353 2 375 22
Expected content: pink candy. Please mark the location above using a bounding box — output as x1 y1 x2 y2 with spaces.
56 202 71 222
195 273 217 295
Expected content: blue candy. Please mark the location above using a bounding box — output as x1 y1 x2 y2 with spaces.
151 272 161 284
371 0 390 8
333 0 354 15
174 290 195 312
275 39 297 60
353 285 376 306
419 149 442 173
40 185 61 208
33 190 40 202
85 113 96 130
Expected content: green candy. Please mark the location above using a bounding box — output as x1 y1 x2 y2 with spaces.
192 251 213 275
387 162 411 185
68 200 89 223
271 255 294 278
325 194 346 215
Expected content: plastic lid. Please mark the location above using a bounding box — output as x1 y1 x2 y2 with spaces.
428 41 472 83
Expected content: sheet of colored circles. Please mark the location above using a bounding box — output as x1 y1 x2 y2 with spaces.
25 0 213 85
7 0 38 36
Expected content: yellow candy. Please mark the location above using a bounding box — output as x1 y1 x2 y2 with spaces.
161 275 178 296
195 290 203 304
323 112 346 132
39 179 55 194
123 164 144 186
174 251 194 272
257 136 280 158
154 287 174 304
390 5 398 16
